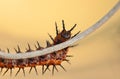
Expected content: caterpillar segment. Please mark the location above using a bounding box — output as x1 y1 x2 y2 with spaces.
0 20 80 76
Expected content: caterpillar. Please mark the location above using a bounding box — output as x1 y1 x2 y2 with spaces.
0 20 80 76
0 1 120 77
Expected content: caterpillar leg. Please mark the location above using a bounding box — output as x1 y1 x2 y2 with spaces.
22 68 25 77
69 44 79 48
63 59 71 65
0 67 3 74
15 68 25 77
10 68 12 77
29 66 38 75
43 65 49 74
66 55 73 57
59 64 66 72
52 65 58 75
42 65 44 75
2 67 13 76
2 68 9 76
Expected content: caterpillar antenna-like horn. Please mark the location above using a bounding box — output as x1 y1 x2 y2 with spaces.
69 24 77 32
55 22 59 35
62 20 66 31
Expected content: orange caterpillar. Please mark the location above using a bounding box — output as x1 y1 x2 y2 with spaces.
0 20 80 76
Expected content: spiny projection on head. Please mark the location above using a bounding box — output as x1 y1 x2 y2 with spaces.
0 20 80 76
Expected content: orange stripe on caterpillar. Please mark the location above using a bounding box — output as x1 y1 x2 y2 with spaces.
0 20 79 76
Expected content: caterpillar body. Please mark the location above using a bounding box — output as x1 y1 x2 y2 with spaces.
0 20 80 76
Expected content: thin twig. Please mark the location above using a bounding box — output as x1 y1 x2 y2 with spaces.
0 1 120 59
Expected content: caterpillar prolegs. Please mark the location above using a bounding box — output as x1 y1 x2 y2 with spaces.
0 20 80 76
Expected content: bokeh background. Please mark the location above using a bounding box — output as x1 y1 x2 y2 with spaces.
0 0 120 79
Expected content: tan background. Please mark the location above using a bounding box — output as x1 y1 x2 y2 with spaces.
0 0 120 79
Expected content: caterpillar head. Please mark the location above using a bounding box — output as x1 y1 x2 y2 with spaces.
61 20 77 39
54 20 77 44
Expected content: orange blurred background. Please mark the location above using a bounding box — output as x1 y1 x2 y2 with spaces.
0 0 120 79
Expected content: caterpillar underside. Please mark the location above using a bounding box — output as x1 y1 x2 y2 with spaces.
0 20 80 76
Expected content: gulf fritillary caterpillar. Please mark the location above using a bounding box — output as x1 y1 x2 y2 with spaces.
0 20 80 76
0 1 119 77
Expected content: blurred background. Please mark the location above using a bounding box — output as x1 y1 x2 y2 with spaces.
0 0 120 79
